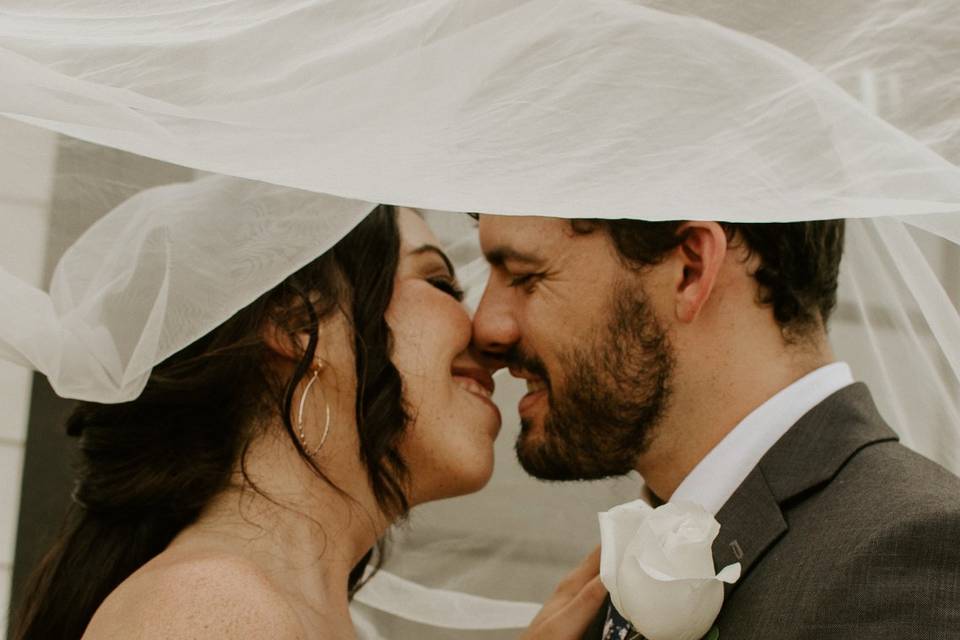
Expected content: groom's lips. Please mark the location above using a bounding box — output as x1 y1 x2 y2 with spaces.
518 389 547 416
512 367 549 417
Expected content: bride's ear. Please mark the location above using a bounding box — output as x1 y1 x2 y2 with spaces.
261 318 312 364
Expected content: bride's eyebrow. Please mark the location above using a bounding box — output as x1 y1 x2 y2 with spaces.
410 244 456 276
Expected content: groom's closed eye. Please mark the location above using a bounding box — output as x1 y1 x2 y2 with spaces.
484 246 548 292
507 271 546 291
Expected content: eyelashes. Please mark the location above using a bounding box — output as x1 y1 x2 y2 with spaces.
508 272 545 290
428 276 465 302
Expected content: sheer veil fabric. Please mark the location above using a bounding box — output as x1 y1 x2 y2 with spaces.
1 1 959 637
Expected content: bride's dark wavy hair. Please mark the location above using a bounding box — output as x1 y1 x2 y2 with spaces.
13 205 410 640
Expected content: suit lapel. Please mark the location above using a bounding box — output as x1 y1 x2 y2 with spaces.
712 466 787 598
756 383 897 504
588 384 897 637
711 383 898 595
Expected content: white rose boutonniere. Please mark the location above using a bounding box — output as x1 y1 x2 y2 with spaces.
599 499 741 640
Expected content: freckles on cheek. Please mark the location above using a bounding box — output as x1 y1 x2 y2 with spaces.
385 283 436 379
385 282 422 337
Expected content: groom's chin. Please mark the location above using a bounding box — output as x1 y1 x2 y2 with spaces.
515 421 624 482
515 421 567 480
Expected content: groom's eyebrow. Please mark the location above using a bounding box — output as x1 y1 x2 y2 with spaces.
484 246 543 268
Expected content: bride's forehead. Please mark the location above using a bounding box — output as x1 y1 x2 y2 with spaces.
396 207 439 247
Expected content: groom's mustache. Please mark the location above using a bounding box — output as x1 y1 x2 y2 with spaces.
504 345 551 389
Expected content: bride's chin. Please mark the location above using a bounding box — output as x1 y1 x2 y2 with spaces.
450 454 497 497
459 455 496 494
409 456 496 506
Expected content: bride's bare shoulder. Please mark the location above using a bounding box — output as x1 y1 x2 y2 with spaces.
82 552 307 639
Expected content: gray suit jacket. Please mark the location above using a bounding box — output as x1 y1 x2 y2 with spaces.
583 383 960 639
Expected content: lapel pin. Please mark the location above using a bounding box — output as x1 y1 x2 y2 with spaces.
729 540 744 560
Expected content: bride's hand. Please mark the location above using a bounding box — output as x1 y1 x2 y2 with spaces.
520 546 607 640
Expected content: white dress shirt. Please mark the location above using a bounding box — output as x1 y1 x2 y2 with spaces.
669 361 855 515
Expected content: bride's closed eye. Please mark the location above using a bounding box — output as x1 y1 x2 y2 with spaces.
428 275 465 301
406 243 464 301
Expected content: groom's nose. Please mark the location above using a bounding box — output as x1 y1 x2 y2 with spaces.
472 283 520 371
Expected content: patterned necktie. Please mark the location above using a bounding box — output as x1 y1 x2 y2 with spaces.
601 602 638 640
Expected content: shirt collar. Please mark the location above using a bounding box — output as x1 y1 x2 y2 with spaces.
670 361 855 514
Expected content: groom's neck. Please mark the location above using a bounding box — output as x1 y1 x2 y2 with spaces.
635 330 835 501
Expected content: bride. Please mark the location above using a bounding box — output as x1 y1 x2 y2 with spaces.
13 206 604 640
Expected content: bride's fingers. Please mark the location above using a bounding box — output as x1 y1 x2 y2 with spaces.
552 546 602 599
523 575 608 640
524 546 604 636
557 574 607 622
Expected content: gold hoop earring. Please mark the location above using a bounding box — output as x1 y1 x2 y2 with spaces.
297 364 331 456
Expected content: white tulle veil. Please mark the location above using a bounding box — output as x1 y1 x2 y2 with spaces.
1 1 958 638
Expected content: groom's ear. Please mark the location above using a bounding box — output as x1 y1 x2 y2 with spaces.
671 221 728 324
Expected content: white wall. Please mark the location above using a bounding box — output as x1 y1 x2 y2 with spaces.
0 117 57 636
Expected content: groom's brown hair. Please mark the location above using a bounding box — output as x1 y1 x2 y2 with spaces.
573 219 845 342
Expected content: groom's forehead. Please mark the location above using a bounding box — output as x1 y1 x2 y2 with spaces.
477 214 572 263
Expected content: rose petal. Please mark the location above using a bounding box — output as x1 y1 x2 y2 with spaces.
660 537 717 579
627 508 716 581
598 499 653 612
616 567 725 640
645 503 690 539
716 562 742 584
601 500 739 640
667 501 721 540
629 518 680 579
642 543 716 580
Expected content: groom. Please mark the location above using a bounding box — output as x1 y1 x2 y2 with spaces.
472 215 960 638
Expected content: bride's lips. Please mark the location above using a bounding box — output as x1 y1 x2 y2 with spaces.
451 366 501 425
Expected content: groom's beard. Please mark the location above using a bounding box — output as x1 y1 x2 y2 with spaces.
510 286 674 481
